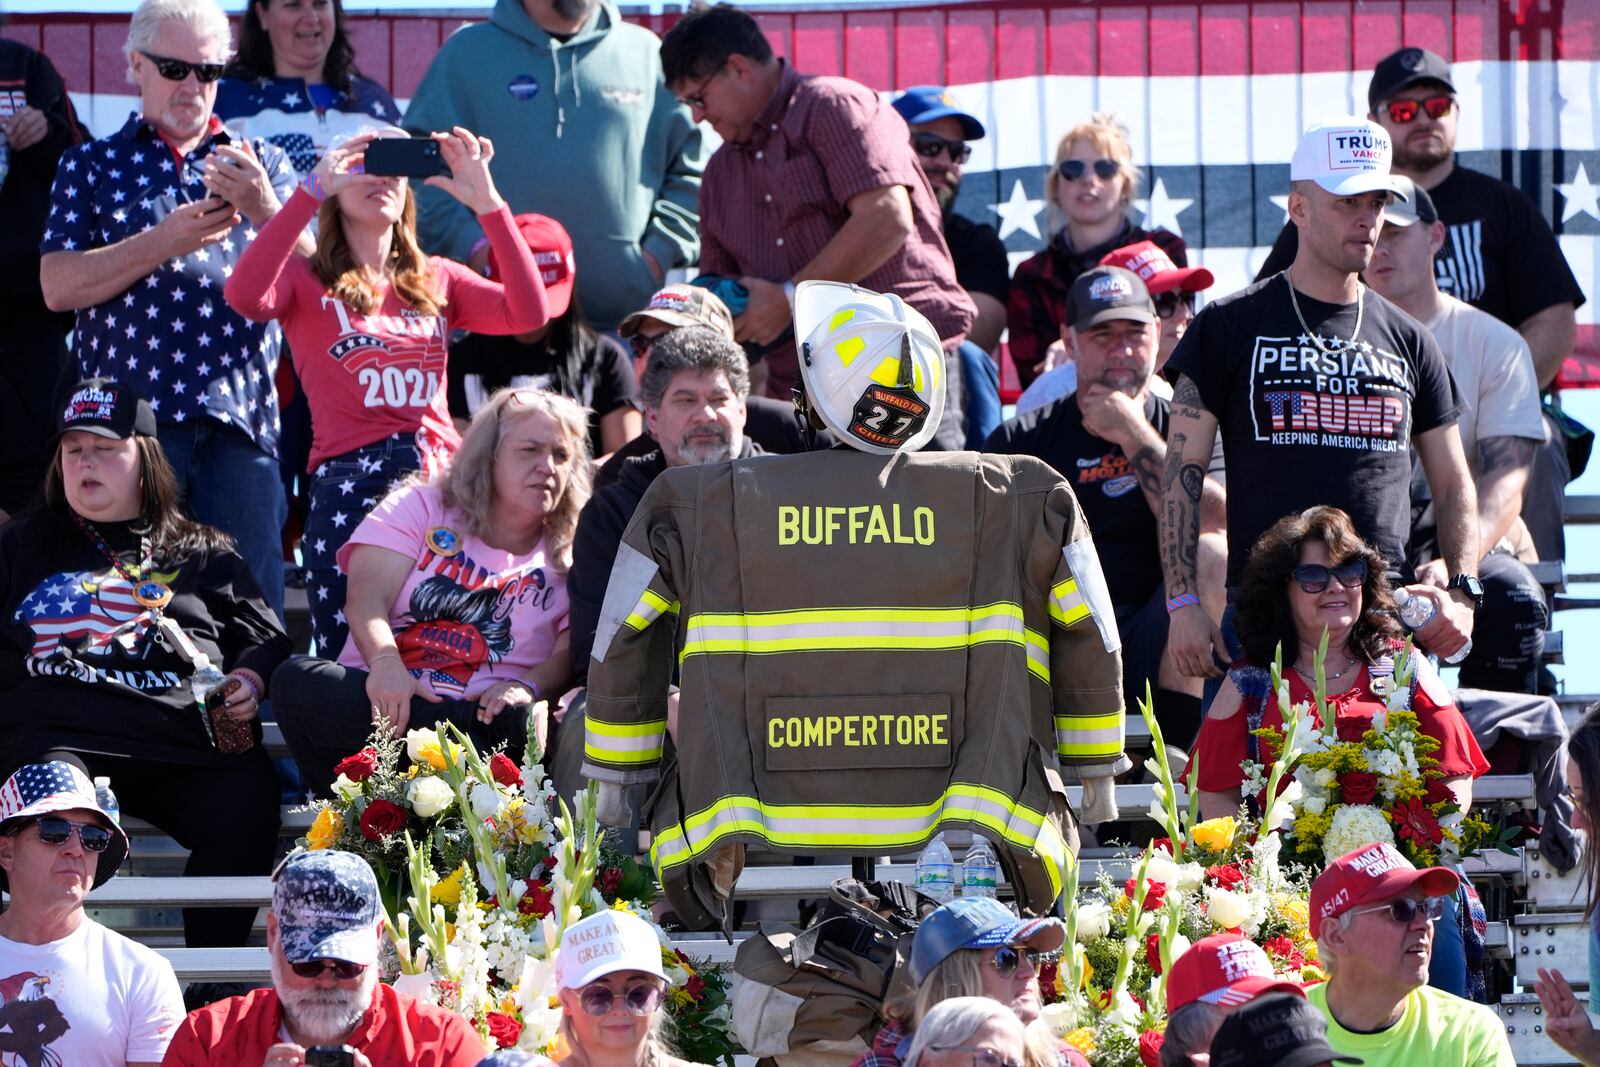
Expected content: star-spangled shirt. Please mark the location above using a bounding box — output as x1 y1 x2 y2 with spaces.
214 74 400 181
40 113 296 458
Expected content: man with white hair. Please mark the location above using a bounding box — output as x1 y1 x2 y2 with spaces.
162 850 485 1065
38 0 298 618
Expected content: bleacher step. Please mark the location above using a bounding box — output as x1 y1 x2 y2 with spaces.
1496 992 1585 1065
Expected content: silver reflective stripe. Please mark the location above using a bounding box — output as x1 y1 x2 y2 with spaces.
592 542 663 662
1062 538 1122 653
587 731 662 754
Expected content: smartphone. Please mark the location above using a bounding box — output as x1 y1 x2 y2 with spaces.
363 137 449 179
305 1046 356 1067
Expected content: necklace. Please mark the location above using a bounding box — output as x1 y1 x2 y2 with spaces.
72 513 172 610
1284 270 1365 357
1297 652 1359 686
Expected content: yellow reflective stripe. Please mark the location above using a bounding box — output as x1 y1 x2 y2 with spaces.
836 335 865 366
584 718 667 765
681 603 1030 660
623 589 679 632
1054 709 1126 758
1048 577 1091 627
1025 628 1049 682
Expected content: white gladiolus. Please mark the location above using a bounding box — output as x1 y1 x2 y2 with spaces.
1168 932 1192 964
1075 901 1112 942
1206 887 1251 930
408 775 454 817
392 970 438 1003
1104 990 1141 1027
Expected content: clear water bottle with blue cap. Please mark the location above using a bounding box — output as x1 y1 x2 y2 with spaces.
915 832 956 903
962 834 1000 898
93 776 120 825
1392 588 1471 664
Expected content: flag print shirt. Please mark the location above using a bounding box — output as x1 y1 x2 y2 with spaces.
214 74 401 182
40 114 296 457
225 186 547 470
0 513 291 764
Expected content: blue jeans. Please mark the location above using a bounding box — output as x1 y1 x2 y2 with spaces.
1429 885 1468 996
958 341 1002 449
158 419 286 620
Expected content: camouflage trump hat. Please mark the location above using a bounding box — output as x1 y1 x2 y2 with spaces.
272 850 382 965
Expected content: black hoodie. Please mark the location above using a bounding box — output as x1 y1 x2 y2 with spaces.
1 39 87 305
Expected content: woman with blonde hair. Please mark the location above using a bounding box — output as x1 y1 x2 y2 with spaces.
271 387 586 792
901 998 1026 1067
1006 112 1190 385
226 127 548 656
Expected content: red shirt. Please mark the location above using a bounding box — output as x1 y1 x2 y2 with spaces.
698 61 975 398
1189 664 1490 793
161 983 485 1066
225 187 547 470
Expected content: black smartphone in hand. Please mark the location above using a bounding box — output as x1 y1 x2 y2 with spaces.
305 1046 356 1067
363 137 449 179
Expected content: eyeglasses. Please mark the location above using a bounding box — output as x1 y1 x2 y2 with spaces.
288 959 368 980
1289 559 1368 594
1154 291 1195 320
1057 158 1120 183
579 982 663 1017
32 816 113 852
1384 95 1454 124
1350 896 1448 924
139 52 226 84
629 333 657 361
912 132 972 164
990 945 1044 977
933 1047 1023 1067
677 59 729 112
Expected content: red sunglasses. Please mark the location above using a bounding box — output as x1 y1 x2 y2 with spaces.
1385 95 1454 124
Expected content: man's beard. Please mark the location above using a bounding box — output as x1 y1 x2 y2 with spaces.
927 168 960 213
552 0 591 20
676 426 734 466
272 954 378 1045
1392 135 1452 173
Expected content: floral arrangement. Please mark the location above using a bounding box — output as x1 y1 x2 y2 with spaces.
299 722 739 1062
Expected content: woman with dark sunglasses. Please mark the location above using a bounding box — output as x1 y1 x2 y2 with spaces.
1005 113 1190 387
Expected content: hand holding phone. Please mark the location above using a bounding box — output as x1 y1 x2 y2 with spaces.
304 1045 357 1067
363 137 449 179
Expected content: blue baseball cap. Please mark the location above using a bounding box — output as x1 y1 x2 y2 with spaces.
910 897 1065 983
272 850 382 966
891 86 985 140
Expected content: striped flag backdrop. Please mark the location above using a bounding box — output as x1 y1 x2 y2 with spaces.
6 0 1597 381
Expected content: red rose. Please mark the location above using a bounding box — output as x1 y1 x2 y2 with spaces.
489 753 523 788
1339 771 1379 806
686 974 705 1001
518 880 555 918
1145 932 1163 974
358 799 407 841
1126 878 1166 910
599 866 624 897
1263 935 1304 970
1423 777 1455 807
1335 716 1372 743
1138 1028 1165 1067
1206 863 1249 892
1151 837 1174 856
542 855 559 871
1037 959 1061 1004
333 747 379 782
486 1011 522 1048
1391 796 1445 847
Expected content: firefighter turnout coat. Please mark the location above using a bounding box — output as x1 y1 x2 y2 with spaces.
584 448 1128 928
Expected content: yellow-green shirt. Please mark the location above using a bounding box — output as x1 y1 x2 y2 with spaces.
1307 981 1515 1067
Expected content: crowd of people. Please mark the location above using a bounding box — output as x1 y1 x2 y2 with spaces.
0 0 1591 1063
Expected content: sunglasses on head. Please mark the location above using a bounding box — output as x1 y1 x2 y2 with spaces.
579 982 663 1017
289 959 368 980
1153 291 1195 320
1057 158 1119 183
989 944 1044 977
140 52 226 84
1352 895 1447 924
1289 558 1368 594
912 132 972 165
934 1047 1023 1067
32 816 112 852
1384 95 1454 124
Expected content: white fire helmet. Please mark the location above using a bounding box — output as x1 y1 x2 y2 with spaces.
792 280 946 455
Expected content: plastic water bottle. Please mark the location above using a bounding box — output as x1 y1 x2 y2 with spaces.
93 776 120 825
190 654 227 707
1392 588 1472 664
915 833 956 903
962 835 1000 898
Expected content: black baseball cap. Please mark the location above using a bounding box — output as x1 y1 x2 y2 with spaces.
1368 47 1456 113
1068 266 1156 331
57 379 157 441
1210 993 1364 1067
1384 176 1440 227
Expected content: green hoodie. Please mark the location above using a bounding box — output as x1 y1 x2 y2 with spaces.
404 0 704 330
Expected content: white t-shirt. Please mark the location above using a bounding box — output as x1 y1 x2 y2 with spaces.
1424 294 1547 461
0 918 185 1065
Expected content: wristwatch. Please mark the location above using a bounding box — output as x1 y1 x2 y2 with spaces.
1447 573 1485 609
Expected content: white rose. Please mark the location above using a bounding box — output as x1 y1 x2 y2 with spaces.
1301 795 1327 816
1038 1001 1079 1038
1313 767 1337 790
1175 862 1206 892
406 727 441 763
1167 932 1192 965
1075 901 1112 942
332 774 363 803
1206 886 1251 930
1145 852 1181 890
1104 990 1141 1027
470 782 504 820
408 775 454 818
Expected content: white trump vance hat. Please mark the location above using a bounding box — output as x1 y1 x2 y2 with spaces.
1290 116 1409 201
556 909 667 990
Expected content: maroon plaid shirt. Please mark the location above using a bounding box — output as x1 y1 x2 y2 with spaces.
850 1019 910 1067
699 61 974 398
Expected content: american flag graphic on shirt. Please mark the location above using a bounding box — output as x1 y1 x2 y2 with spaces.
13 568 149 658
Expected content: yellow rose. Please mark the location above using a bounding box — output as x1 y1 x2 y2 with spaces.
1063 1027 1096 1055
307 808 343 850
1191 815 1238 852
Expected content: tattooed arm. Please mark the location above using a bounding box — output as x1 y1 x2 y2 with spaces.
1128 419 1226 523
1473 435 1537 553
1160 375 1227 678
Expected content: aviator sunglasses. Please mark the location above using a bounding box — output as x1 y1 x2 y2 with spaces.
1384 95 1454 124
289 959 368 980
30 816 113 852
1289 558 1368 594
139 51 226 83
1057 158 1119 183
990 944 1045 977
1350 896 1448 924
580 982 664 1017
912 132 972 164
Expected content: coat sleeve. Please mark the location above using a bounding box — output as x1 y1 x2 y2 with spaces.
581 477 689 786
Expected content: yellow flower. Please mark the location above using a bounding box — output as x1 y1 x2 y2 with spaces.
1191 816 1238 852
445 922 456 942
1301 962 1327 983
1301 940 1319 963
1063 1027 1096 1055
307 808 343 850
1111 894 1131 918
433 864 468 906
1079 951 1093 990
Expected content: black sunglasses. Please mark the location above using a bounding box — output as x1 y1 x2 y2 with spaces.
1385 95 1454 124
1057 158 1119 183
1289 559 1369 594
1154 291 1195 320
990 944 1044 977
580 982 663 1017
629 333 656 361
912 132 972 164
1352 896 1447 924
33 816 113 852
140 51 226 84
289 959 368 980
